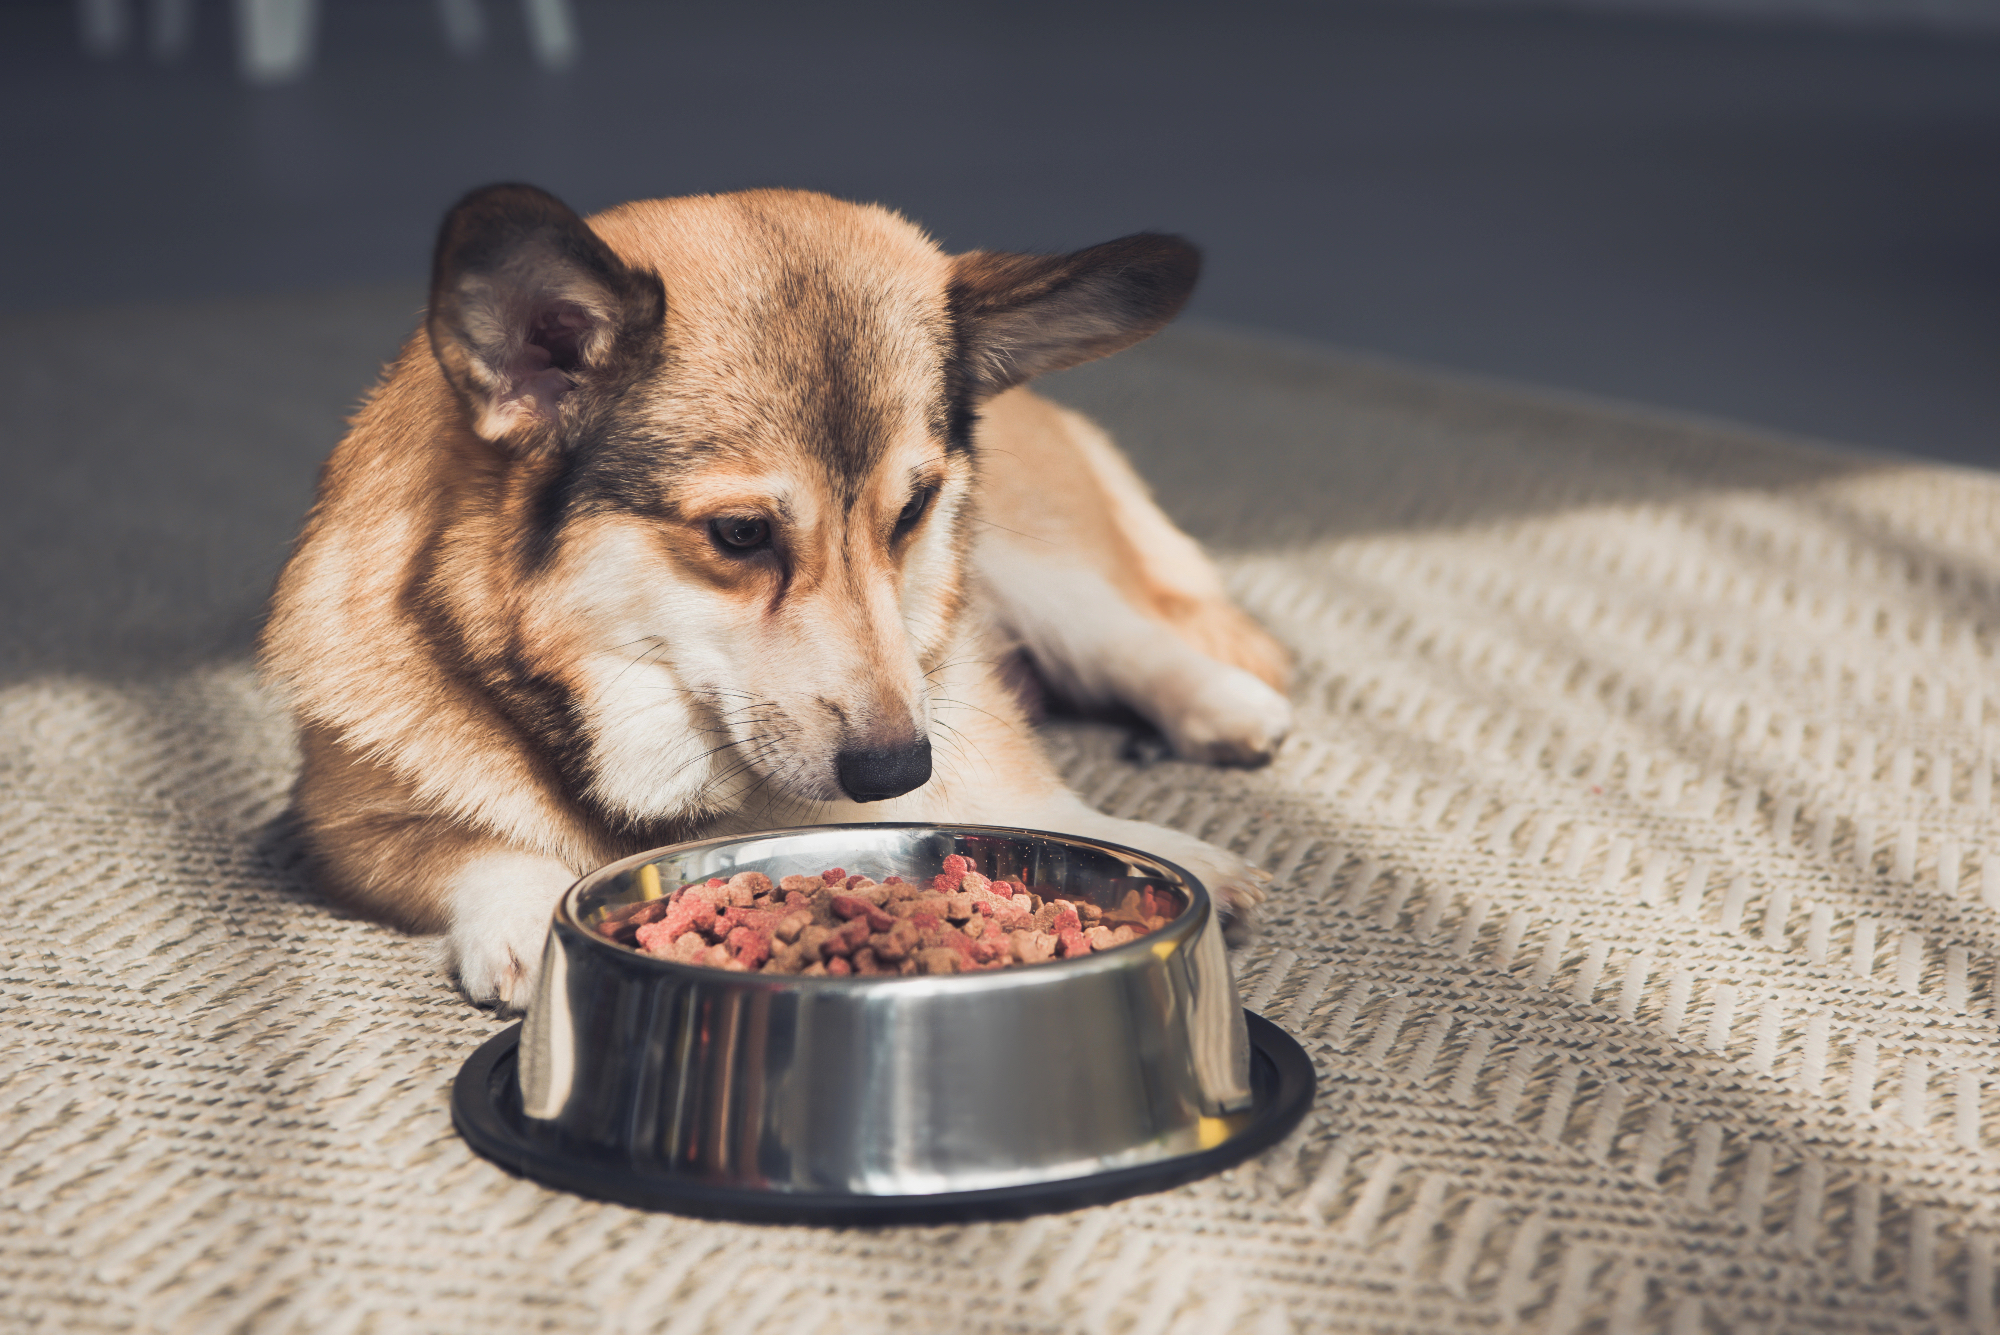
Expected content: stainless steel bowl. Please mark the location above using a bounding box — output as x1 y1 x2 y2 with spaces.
455 823 1313 1221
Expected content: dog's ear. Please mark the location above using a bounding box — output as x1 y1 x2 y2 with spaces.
426 183 665 451
948 233 1199 400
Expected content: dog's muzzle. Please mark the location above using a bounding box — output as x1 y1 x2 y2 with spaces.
835 737 932 802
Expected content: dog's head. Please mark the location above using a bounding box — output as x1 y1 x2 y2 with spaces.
422 184 1196 823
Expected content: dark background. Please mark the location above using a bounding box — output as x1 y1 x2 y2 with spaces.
5 0 1998 465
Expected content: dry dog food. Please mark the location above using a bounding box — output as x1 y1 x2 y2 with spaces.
593 855 1179 976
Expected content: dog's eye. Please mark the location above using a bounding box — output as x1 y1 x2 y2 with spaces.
894 488 934 538
710 516 771 552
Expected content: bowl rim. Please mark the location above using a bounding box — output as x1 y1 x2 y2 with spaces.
557 820 1214 991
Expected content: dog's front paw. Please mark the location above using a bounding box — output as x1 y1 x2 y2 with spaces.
1158 666 1293 767
1178 841 1271 924
1106 821 1270 935
444 921 544 1011
441 851 577 1012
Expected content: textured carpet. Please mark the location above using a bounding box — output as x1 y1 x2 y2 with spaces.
6 290 2000 1333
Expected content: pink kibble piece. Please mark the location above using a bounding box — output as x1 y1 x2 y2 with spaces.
726 925 772 969
634 919 676 955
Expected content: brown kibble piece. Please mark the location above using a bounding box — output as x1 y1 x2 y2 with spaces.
917 947 961 975
871 918 922 962
600 898 670 929
1011 930 1057 964
831 894 896 932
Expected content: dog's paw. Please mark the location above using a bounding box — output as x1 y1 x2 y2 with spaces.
1188 845 1272 924
1157 666 1293 767
443 929 538 1011
441 851 576 1013
1122 823 1271 931
1010 799 1276 945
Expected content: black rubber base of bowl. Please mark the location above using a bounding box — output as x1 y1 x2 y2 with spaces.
451 1011 1316 1226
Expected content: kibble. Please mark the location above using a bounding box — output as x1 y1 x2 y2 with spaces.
593 855 1179 976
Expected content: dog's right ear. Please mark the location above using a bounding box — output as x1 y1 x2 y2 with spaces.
426 183 665 452
949 233 1200 401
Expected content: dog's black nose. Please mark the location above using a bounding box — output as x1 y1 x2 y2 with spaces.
835 737 932 802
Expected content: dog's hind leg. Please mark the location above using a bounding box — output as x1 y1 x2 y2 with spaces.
972 389 1292 765
976 549 1292 765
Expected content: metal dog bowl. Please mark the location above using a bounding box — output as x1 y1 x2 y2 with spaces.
452 823 1314 1223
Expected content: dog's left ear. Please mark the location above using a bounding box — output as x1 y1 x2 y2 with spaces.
427 183 666 452
949 233 1199 400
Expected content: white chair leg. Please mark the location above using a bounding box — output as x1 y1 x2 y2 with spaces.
78 0 132 58
148 0 194 62
235 0 319 84
437 0 486 59
521 0 577 71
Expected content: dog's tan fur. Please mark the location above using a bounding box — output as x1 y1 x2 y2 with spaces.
262 185 1292 1007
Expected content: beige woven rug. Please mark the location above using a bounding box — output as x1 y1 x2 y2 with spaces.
6 291 1999 1333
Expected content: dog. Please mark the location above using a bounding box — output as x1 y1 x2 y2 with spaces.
260 183 1294 1009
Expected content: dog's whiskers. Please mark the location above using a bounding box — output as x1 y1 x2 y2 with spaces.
922 656 1005 682
929 694 1019 736
601 636 676 695
927 717 991 776
693 739 796 811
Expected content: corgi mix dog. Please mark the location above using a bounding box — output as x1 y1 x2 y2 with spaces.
260 184 1293 1009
